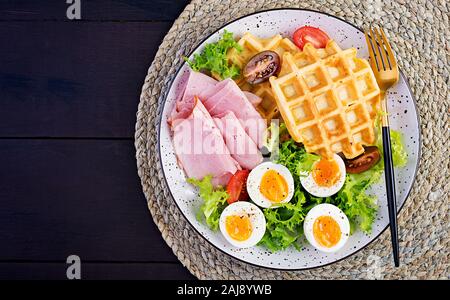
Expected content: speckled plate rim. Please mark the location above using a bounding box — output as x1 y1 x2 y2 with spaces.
156 8 422 271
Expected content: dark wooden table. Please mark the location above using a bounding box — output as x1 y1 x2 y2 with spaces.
0 0 195 280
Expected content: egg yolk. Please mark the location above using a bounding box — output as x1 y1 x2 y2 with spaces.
312 158 341 187
259 170 289 203
313 216 341 248
225 215 253 241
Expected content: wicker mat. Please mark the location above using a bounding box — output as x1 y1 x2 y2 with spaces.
135 0 449 279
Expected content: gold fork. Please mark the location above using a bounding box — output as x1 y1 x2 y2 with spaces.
365 26 400 267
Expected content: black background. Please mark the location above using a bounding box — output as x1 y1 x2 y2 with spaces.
0 0 195 279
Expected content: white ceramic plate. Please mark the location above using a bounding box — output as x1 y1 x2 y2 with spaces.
158 9 421 270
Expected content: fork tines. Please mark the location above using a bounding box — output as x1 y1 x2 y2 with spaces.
364 26 397 72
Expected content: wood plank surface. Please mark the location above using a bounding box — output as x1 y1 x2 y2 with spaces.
0 262 194 280
0 139 182 262
0 0 193 280
0 21 172 138
0 0 188 21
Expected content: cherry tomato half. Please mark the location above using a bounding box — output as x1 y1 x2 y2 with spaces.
342 146 381 174
243 50 281 84
293 26 330 50
226 170 250 204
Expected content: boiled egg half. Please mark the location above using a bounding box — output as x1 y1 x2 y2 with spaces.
247 162 295 208
300 154 346 197
219 201 266 248
304 203 350 253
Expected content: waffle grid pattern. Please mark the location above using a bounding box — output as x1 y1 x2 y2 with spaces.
270 41 381 158
227 33 299 121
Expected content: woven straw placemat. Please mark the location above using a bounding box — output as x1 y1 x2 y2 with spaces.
135 0 449 279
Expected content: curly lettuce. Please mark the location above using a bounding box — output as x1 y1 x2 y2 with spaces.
188 122 408 252
260 192 306 251
334 169 382 234
185 30 242 79
334 128 407 234
259 125 408 251
188 175 228 231
277 131 320 177
259 140 317 251
390 130 408 167
334 127 408 233
375 128 408 167
374 113 408 167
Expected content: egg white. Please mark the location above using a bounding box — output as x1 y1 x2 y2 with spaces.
247 162 295 208
300 154 346 198
303 203 350 253
219 201 266 248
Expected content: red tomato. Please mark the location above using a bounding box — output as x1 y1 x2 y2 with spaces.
293 26 330 50
226 170 250 204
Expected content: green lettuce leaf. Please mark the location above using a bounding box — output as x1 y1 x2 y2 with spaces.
375 114 408 167
189 122 408 252
333 168 382 234
259 139 315 252
259 191 306 252
188 175 229 231
330 127 405 233
260 123 409 251
185 30 242 79
333 127 408 234
297 153 320 177
390 130 408 167
375 129 408 167
276 124 319 175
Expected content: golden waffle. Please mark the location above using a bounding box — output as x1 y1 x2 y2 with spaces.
226 33 299 121
270 40 381 159
252 82 281 122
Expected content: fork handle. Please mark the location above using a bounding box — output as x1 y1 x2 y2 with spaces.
382 125 400 267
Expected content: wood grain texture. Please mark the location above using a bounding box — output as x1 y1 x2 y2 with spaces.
0 0 188 21
0 140 180 262
0 0 193 280
0 21 172 138
0 262 194 279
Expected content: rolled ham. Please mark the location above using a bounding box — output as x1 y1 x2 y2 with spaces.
172 96 240 187
214 111 263 170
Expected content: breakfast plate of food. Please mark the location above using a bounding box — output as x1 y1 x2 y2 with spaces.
158 8 420 270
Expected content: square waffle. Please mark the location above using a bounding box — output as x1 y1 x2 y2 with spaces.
270 41 381 159
226 33 300 121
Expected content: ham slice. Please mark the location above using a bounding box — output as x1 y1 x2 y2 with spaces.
172 97 240 187
199 79 229 100
169 70 218 123
170 72 265 148
202 79 266 148
169 70 267 187
177 70 217 108
214 111 263 170
244 91 262 107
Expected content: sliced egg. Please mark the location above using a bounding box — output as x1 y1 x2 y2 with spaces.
300 154 346 197
304 203 350 253
219 201 266 248
247 162 295 208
